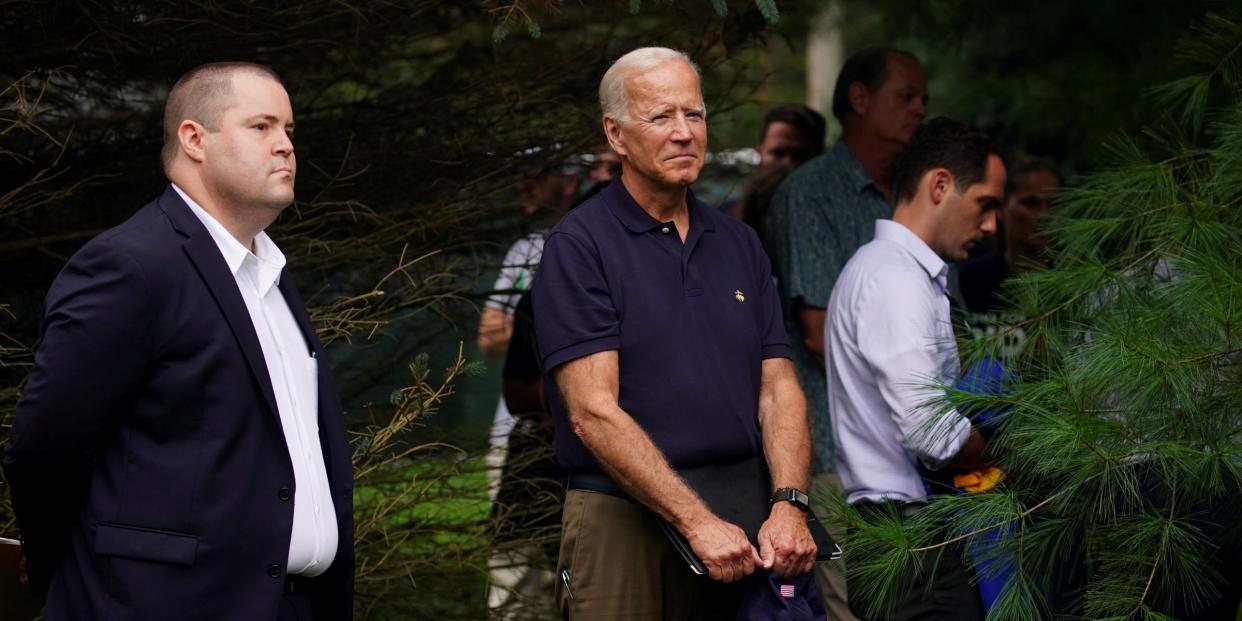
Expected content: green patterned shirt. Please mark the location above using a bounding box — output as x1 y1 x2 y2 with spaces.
766 141 893 474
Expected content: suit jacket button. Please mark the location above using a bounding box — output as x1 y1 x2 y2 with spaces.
278 487 292 501
268 563 283 579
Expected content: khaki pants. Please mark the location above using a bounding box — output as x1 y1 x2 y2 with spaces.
812 473 859 621
557 490 744 620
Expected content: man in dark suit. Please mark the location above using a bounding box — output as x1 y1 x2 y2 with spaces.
3 62 354 620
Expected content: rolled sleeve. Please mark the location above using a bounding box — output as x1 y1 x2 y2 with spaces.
855 273 971 469
532 231 620 371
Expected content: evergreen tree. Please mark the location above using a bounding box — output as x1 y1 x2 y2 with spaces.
831 11 1242 620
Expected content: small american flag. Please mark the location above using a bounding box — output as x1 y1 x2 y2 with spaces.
779 583 796 598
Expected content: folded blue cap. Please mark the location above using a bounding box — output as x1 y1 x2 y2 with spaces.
736 570 826 621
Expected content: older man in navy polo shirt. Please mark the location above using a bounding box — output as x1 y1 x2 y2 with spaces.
532 46 817 619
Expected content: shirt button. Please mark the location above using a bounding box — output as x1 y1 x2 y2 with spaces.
660 226 670 234
278 487 292 501
268 563 283 579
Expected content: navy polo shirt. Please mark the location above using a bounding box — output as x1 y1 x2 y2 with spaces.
532 179 791 473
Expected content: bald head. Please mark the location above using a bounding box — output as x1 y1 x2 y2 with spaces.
161 62 283 174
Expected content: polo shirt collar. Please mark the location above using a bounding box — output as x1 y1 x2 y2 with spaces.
604 177 716 235
874 219 948 292
830 140 881 195
173 183 286 295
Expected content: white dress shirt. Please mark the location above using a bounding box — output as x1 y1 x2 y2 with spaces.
825 219 973 504
175 184 338 576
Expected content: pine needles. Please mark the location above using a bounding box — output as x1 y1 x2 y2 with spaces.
830 10 1242 620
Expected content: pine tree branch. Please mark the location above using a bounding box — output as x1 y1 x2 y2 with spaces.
908 488 1068 553
1133 471 1176 615
1135 557 1161 615
996 243 1169 348
1178 346 1242 364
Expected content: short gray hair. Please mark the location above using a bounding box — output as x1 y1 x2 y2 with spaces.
599 47 702 124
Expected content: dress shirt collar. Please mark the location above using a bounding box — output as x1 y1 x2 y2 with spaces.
873 219 948 292
173 183 286 295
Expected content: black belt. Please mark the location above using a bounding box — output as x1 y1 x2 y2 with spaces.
567 471 626 498
853 499 928 519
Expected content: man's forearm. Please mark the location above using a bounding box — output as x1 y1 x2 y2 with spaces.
556 351 712 531
757 358 811 492
754 357 818 576
477 307 513 356
577 403 714 529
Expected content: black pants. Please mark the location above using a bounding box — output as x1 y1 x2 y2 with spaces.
277 576 314 621
846 502 984 621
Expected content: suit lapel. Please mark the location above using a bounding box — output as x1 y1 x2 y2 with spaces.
156 186 281 421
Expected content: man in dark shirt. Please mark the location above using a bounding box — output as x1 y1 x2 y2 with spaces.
726 104 827 238
757 104 827 169
533 46 816 619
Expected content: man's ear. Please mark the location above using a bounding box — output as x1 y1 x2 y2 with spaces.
177 120 208 164
847 82 870 116
927 168 954 205
603 116 628 159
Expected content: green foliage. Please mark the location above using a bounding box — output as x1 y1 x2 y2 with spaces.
754 0 781 25
827 10 1242 620
1149 12 1242 135
833 0 1227 172
352 348 493 619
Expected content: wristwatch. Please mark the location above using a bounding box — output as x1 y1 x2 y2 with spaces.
769 487 810 512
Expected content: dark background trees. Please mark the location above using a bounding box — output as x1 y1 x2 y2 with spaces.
832 0 1235 171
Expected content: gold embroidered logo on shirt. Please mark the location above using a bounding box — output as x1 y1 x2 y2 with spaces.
734 290 745 302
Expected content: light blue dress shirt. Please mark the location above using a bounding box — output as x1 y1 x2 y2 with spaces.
825 219 973 504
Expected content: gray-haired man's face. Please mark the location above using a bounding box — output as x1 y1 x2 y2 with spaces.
609 61 707 189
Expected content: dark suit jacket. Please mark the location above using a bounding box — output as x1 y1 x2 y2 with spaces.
3 186 354 619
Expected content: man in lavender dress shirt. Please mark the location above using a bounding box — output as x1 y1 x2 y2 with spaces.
825 118 1005 620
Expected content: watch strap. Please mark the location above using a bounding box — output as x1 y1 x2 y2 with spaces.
769 487 810 511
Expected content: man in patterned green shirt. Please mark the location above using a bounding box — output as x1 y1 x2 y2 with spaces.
766 46 927 619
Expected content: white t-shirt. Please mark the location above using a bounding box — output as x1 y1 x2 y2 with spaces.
486 232 546 312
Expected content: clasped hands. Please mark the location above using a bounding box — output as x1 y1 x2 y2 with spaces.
684 502 816 583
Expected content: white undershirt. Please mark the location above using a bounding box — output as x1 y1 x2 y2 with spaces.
175 184 337 576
